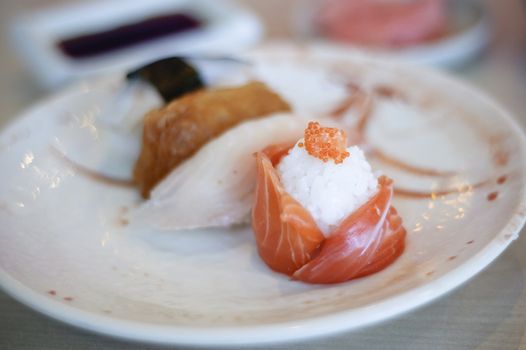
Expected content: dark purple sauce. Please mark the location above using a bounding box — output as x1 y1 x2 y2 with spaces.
57 13 202 59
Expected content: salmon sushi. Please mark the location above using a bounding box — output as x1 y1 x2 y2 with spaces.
252 122 406 284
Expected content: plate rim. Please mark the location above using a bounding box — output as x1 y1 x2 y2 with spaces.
0 46 525 346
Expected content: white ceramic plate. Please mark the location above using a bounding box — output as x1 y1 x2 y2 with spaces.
293 0 490 67
0 45 525 346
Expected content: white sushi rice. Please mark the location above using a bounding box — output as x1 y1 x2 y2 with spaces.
277 140 378 236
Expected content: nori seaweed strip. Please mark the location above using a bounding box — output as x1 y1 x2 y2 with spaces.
126 57 204 103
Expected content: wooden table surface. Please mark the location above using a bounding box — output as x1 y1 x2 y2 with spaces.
1 1 525 349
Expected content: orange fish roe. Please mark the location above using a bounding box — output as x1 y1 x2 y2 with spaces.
304 121 350 163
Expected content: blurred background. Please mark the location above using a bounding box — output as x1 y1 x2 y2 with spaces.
0 1 526 349
0 0 525 129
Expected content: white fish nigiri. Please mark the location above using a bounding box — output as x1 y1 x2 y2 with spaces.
130 113 307 230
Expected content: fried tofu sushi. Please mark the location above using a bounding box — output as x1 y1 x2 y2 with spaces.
134 81 291 197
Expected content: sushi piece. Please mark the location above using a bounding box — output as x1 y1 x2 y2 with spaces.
252 122 406 284
133 81 291 197
131 113 307 230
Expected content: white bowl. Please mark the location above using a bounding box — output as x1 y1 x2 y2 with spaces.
10 0 263 89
